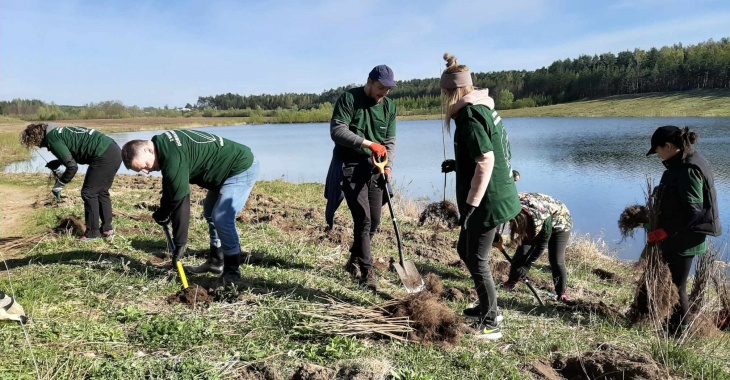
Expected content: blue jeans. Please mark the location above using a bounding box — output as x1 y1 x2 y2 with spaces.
203 161 259 256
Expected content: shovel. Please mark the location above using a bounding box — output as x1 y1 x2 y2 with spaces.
162 224 189 289
372 154 425 293
492 234 544 306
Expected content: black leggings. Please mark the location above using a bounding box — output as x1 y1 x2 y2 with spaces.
457 224 499 324
662 250 695 325
81 143 121 238
509 229 570 296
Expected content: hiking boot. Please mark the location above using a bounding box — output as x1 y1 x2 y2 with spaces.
473 322 502 340
186 244 224 275
359 268 378 291
345 258 362 280
502 281 517 291
221 254 242 281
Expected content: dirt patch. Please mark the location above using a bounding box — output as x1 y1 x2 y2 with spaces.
0 184 39 239
404 230 458 264
383 290 466 345
292 363 336 380
618 205 649 239
528 362 562 380
553 343 668 379
423 273 469 302
54 215 86 236
166 285 213 307
134 201 158 211
592 268 620 283
490 260 511 283
238 363 284 380
418 200 459 229
559 299 625 321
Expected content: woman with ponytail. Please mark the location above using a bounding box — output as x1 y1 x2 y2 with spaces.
439 54 521 340
646 125 722 335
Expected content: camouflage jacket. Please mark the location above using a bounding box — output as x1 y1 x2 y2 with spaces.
519 193 572 234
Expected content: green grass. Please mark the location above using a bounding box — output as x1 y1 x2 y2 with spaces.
0 174 728 379
501 89 730 117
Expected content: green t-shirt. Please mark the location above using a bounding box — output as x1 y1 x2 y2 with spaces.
331 87 397 162
153 130 254 201
453 105 521 228
45 126 113 164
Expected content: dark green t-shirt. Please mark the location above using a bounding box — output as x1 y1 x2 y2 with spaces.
453 105 520 228
153 130 254 201
45 126 113 164
331 87 397 162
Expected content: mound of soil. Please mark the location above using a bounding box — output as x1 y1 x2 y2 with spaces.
292 364 336 380
529 362 562 380
592 268 620 283
553 343 668 380
54 215 85 236
423 273 468 302
618 205 649 239
404 230 458 264
419 201 459 229
559 299 625 321
166 285 213 307
384 291 465 345
491 260 511 283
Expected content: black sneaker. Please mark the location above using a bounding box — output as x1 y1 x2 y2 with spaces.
463 304 504 323
474 322 502 340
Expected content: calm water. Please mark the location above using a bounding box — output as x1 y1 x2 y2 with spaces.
6 118 730 260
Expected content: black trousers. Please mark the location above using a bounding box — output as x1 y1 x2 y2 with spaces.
457 224 499 324
81 143 121 238
341 159 383 271
509 229 570 296
662 250 695 326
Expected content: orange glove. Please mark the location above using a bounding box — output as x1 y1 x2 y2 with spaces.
369 143 387 158
647 229 668 244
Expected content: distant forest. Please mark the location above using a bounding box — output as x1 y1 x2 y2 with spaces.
2 38 729 120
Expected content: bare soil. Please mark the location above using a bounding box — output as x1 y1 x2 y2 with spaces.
552 343 669 379
419 200 459 229
166 285 214 307
0 185 40 238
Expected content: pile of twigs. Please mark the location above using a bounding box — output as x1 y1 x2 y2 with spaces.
295 298 414 341
0 233 48 251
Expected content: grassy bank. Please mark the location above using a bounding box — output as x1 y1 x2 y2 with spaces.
501 89 730 118
0 174 728 379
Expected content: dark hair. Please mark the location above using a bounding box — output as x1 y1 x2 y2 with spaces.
669 126 699 159
121 139 148 169
509 209 534 247
19 123 48 149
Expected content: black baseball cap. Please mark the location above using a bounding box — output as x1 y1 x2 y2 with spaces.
646 125 680 156
368 65 396 87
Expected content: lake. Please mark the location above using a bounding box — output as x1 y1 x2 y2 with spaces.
6 117 729 260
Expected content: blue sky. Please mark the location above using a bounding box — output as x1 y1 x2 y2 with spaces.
2 0 729 108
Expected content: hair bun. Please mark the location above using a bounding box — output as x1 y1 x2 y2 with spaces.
443 53 457 68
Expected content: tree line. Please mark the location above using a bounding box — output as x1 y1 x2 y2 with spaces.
2 38 729 120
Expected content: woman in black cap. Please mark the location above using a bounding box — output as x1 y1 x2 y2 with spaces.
646 125 721 334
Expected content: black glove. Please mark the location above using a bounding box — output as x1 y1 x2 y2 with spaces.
172 244 186 267
152 208 170 226
45 160 63 171
459 205 476 230
441 159 456 173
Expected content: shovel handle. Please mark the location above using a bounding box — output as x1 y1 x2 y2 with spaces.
371 153 388 175
493 242 545 307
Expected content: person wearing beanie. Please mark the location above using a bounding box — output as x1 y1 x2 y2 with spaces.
329 64 397 291
19 123 121 241
646 125 722 335
439 53 521 340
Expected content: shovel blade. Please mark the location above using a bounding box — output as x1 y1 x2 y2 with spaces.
392 261 425 293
